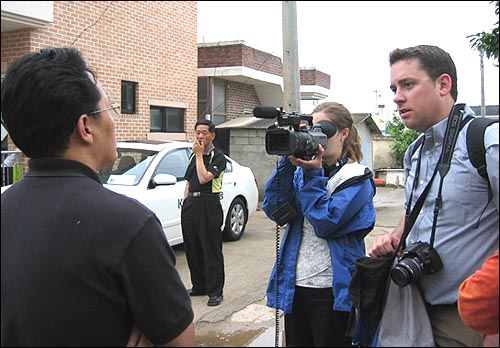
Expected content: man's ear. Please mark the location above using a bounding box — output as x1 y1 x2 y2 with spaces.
438 73 452 97
75 115 93 144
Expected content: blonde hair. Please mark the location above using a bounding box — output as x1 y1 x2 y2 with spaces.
312 102 363 162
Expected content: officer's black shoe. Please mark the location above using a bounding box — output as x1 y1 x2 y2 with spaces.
207 295 223 306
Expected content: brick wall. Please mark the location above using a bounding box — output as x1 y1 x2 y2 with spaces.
300 68 331 89
198 43 283 77
1 1 198 143
227 81 261 119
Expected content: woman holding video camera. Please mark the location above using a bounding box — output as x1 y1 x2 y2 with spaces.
262 101 376 347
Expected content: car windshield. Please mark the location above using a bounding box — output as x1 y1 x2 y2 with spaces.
98 149 158 185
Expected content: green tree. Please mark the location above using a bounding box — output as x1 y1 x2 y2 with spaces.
385 114 420 168
467 1 499 66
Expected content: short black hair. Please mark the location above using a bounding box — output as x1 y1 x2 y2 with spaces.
1 47 101 158
195 118 216 133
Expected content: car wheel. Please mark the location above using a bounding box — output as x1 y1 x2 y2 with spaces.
223 197 247 241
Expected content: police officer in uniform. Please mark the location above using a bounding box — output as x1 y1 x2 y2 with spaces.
181 119 227 306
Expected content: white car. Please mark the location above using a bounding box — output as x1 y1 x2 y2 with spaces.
99 140 259 246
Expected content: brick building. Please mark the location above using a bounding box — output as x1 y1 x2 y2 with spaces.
2 1 198 145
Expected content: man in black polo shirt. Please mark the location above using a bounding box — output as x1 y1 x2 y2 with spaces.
1 47 194 346
182 119 227 306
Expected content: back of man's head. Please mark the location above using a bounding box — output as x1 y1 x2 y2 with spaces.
1 47 100 158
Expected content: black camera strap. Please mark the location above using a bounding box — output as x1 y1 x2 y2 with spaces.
401 104 465 251
399 149 438 253
429 104 464 246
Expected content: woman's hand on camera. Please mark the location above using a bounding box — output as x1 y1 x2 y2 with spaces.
288 145 324 169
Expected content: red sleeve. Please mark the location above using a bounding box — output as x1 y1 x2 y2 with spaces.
458 250 499 335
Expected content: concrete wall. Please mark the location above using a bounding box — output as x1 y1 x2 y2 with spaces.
373 135 399 169
223 128 274 200
357 123 374 170
372 136 404 186
375 169 405 187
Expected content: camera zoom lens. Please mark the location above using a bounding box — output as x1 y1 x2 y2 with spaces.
391 258 423 287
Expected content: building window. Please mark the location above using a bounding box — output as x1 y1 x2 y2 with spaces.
121 81 137 114
150 106 184 132
197 77 227 125
197 77 210 119
212 78 227 125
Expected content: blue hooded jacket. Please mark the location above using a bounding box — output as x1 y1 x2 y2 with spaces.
262 156 376 313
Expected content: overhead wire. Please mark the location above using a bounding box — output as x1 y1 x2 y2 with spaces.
71 1 114 47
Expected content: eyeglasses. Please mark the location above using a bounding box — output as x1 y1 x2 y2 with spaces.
88 103 120 117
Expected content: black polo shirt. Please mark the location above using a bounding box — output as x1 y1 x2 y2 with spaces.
184 146 227 193
1 158 193 346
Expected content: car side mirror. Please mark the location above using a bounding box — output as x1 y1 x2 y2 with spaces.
149 173 177 189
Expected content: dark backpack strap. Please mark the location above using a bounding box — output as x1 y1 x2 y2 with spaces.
411 115 497 179
467 117 498 179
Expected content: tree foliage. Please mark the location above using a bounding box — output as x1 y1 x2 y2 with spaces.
467 1 499 66
385 114 420 168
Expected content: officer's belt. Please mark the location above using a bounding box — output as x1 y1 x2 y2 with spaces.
188 191 222 198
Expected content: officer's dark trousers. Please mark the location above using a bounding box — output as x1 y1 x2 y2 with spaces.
181 195 224 297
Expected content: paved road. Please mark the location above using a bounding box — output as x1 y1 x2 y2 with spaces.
173 186 405 347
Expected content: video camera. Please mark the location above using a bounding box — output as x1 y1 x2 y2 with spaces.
253 106 337 160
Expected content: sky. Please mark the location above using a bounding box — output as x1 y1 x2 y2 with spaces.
198 1 499 115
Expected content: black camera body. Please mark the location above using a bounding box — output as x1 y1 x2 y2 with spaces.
253 106 336 160
391 241 443 287
265 124 328 160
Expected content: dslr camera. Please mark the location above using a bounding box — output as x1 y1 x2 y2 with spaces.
253 106 336 160
390 241 443 287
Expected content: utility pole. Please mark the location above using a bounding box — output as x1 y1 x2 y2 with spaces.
373 89 380 115
282 1 300 113
480 51 486 117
